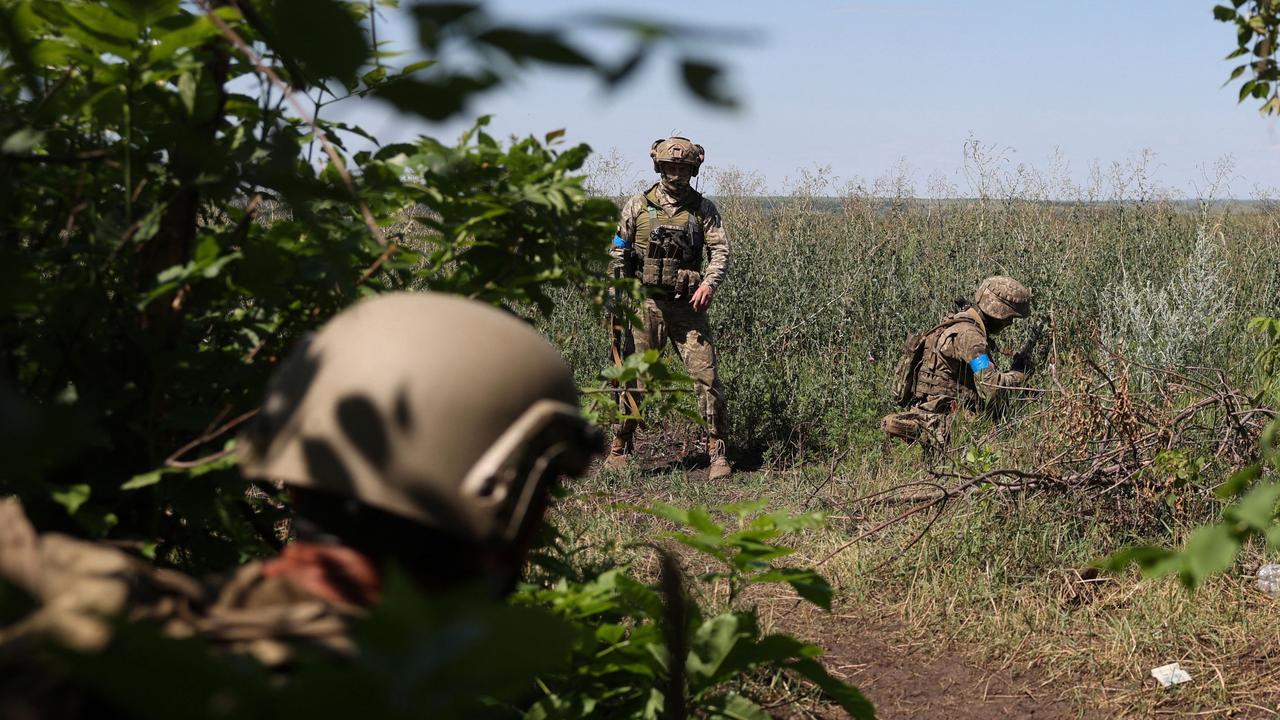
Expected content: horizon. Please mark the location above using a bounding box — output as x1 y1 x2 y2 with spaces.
331 0 1280 198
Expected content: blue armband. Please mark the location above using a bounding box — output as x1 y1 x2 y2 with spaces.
612 234 628 249
969 354 992 373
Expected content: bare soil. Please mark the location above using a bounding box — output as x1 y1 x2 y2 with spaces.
623 438 1097 717
782 604 1098 719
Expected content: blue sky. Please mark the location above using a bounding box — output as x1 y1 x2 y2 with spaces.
332 0 1280 197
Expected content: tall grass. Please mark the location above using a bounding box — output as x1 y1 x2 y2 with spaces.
548 151 1280 716
556 153 1280 458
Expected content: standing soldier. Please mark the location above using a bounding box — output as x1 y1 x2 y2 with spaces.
605 136 732 480
881 276 1035 451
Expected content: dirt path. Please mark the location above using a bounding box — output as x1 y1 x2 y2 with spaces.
779 605 1099 719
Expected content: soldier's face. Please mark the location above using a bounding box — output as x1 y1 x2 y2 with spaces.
985 315 1014 335
659 162 693 179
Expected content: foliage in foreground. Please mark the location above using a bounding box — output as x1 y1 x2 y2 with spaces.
0 1 866 717
1105 316 1280 587
3 504 869 719
517 502 871 719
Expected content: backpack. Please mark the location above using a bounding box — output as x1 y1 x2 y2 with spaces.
890 315 979 407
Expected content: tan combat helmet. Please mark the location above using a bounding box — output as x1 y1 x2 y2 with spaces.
974 276 1031 320
650 136 705 175
239 292 600 546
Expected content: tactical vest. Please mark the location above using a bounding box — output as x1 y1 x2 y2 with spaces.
911 312 984 407
632 187 704 295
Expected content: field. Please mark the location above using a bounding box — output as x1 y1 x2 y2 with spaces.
542 160 1280 717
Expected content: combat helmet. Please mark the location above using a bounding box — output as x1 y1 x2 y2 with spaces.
974 276 1031 320
239 292 601 547
650 136 705 176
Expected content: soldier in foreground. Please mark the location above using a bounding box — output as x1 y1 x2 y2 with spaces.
0 292 600 667
881 276 1035 451
606 136 733 480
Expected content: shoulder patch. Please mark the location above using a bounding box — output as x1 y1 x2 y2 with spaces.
969 354 992 373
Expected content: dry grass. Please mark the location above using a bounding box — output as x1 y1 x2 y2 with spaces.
544 155 1280 717
553 454 1280 717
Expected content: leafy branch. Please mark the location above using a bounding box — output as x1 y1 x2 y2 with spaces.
1215 0 1280 113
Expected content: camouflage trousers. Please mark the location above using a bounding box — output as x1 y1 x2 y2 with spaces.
618 297 728 439
880 404 953 451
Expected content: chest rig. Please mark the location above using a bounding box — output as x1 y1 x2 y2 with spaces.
913 311 984 408
633 188 705 298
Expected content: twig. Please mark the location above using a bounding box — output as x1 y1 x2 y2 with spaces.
196 0 386 245
165 408 260 468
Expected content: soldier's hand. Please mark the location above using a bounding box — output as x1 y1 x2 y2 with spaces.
690 284 714 313
1011 351 1034 376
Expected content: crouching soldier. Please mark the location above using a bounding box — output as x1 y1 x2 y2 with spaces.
882 276 1035 451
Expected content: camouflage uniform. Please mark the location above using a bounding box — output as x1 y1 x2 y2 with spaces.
615 182 730 438
0 498 355 668
0 293 600 680
882 277 1032 450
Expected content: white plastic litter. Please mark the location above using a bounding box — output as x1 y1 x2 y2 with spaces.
1150 662 1192 688
1257 563 1280 597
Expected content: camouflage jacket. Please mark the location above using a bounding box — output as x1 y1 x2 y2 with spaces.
0 499 356 668
914 307 1027 413
616 183 730 290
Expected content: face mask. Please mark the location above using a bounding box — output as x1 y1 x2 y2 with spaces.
660 171 691 194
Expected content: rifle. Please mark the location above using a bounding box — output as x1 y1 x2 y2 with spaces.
1011 319 1045 374
609 246 641 419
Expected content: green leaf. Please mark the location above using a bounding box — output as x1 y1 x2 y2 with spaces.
122 469 165 491
268 0 369 84
721 499 768 519
686 506 724 535
705 693 771 720
475 28 594 68
686 613 751 685
787 571 833 610
178 71 198 116
1266 524 1280 549
373 73 500 122
1097 545 1180 578
151 13 221 62
1214 5 1238 21
1226 63 1250 86
55 3 134 53
1227 480 1280 530
1 128 43 155
680 58 737 108
411 3 482 52
51 484 91 515
786 658 876 719
633 501 690 525
1217 463 1261 498
399 59 436 75
1240 79 1257 102
1181 524 1241 587
104 0 179 27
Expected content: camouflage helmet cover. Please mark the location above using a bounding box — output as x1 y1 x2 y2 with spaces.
650 136 705 176
974 276 1031 320
238 292 601 545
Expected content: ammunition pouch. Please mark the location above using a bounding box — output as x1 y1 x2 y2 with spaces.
641 225 701 297
675 269 703 297
621 246 639 280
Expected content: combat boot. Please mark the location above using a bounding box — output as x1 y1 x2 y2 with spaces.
604 433 633 470
707 437 731 480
